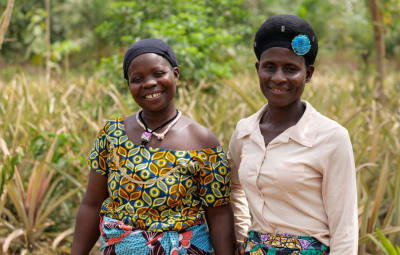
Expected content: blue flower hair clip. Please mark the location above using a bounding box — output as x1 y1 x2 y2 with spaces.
291 34 311 55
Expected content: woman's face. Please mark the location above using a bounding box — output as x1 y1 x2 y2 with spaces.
127 53 179 112
256 47 314 107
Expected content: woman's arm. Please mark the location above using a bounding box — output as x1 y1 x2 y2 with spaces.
322 128 358 254
179 120 236 254
205 204 236 255
71 170 108 255
228 126 251 245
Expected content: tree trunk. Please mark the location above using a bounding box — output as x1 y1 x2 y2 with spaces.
45 0 51 82
0 0 15 50
369 0 385 101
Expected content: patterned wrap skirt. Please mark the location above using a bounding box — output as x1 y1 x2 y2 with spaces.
244 230 330 255
100 216 213 255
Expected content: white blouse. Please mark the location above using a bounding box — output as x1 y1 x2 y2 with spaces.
229 101 358 254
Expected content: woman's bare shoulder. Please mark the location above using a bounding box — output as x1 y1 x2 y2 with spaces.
177 116 220 149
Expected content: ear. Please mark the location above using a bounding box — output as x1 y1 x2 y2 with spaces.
305 65 314 83
172 67 180 81
255 62 260 73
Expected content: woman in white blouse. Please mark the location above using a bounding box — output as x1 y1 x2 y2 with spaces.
229 15 358 255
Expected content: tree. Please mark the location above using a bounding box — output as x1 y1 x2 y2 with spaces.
95 0 249 86
0 0 14 50
45 0 51 81
369 0 386 100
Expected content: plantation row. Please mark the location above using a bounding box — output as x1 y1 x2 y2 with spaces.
0 68 399 253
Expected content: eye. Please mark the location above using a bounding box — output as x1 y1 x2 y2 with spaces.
284 65 299 74
262 63 275 72
130 76 143 84
154 70 167 78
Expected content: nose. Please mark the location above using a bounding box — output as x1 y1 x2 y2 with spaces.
143 76 157 88
271 68 286 84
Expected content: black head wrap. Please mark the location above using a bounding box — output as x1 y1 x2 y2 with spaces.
123 38 179 81
254 15 318 66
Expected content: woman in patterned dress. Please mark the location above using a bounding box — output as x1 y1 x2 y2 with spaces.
229 15 358 254
71 39 235 255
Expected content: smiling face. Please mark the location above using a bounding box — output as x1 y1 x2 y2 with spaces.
256 47 314 108
127 53 179 112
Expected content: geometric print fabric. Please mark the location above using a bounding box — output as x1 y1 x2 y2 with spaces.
88 118 231 232
244 230 330 255
99 216 213 255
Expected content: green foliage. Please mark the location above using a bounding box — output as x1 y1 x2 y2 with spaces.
294 0 374 59
382 0 400 56
0 148 23 195
245 0 400 65
368 228 400 254
2 0 400 80
95 0 249 86
1 61 400 252
0 133 80 253
1 1 400 253
0 0 109 69
51 40 81 71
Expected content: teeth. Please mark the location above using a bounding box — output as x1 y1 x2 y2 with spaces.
272 88 287 93
145 92 161 99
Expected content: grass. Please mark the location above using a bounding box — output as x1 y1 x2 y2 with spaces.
0 65 399 253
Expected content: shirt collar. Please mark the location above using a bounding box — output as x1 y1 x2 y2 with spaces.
288 101 316 147
236 101 317 148
236 104 267 140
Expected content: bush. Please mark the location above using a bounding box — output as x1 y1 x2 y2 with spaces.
95 0 249 87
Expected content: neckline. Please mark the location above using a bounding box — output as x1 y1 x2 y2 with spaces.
120 116 222 153
255 100 314 148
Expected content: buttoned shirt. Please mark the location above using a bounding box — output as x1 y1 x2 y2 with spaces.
229 101 358 254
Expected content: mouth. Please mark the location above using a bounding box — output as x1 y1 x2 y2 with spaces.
269 87 289 95
144 92 162 99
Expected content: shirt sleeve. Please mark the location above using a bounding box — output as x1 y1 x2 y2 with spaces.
87 121 110 176
195 147 231 207
228 125 251 243
322 128 358 254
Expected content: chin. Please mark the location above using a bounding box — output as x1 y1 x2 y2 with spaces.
269 98 303 109
141 101 174 113
266 97 292 107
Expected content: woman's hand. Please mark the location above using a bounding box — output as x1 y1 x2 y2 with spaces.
235 241 245 255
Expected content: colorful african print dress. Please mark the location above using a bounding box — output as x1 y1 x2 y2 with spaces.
88 118 231 255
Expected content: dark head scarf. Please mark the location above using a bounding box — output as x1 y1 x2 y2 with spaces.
123 38 179 81
254 15 318 66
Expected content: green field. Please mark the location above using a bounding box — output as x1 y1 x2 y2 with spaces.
0 64 399 253
1 0 400 253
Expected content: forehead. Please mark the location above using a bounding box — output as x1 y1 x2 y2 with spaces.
260 47 305 65
128 53 171 73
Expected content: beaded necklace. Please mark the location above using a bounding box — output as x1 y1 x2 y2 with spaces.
136 109 182 145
